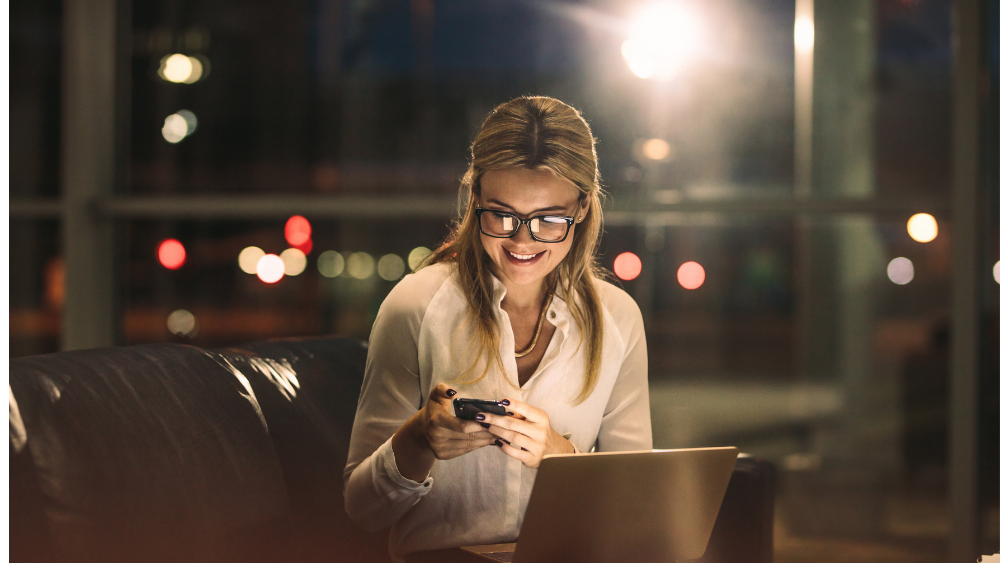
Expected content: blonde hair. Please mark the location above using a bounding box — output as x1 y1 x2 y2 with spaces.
424 95 607 403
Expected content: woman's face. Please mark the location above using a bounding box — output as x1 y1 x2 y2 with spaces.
478 167 589 292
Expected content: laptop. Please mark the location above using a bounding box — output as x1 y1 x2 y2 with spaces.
460 447 739 563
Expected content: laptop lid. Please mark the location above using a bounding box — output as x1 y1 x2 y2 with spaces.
512 447 739 563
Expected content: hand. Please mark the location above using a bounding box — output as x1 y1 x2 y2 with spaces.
478 398 575 468
413 383 497 460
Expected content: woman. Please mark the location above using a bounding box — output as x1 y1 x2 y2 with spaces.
343 96 651 561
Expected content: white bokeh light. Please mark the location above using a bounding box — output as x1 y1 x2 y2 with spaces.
318 251 345 278
993 261 1000 285
158 54 205 84
256 254 285 283
887 257 915 285
408 247 432 271
378 254 406 281
167 309 197 337
161 110 197 143
346 252 375 279
280 248 307 276
238 246 265 274
907 213 938 243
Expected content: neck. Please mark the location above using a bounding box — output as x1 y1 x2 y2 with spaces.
498 276 548 312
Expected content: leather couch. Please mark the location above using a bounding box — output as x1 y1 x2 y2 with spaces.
9 337 774 563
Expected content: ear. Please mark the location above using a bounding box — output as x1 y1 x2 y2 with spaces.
577 194 591 222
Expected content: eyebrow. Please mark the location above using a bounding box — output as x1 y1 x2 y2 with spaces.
484 198 569 215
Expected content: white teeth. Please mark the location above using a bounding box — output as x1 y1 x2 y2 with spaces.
508 250 538 260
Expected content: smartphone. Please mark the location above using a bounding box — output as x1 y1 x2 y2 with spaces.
453 398 507 420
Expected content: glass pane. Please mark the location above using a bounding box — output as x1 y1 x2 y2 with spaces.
10 0 62 199
120 217 451 346
10 220 63 357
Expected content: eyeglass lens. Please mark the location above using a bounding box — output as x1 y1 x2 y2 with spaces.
480 211 570 242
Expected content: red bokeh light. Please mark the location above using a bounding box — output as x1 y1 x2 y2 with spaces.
292 238 313 255
158 239 186 270
613 252 642 281
285 216 311 246
677 261 705 290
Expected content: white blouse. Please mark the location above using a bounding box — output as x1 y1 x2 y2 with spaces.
343 262 652 561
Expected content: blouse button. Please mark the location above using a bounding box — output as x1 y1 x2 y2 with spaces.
549 311 556 319
423 482 430 487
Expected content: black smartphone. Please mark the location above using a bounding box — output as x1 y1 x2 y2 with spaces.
453 398 507 420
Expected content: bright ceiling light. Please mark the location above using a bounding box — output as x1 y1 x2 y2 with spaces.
621 2 703 80
794 16 814 52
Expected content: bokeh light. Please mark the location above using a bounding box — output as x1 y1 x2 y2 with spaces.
292 238 313 255
614 252 642 281
378 254 406 281
256 254 285 283
285 216 311 246
794 16 814 52
161 110 198 143
994 261 1000 285
907 213 938 243
158 54 205 84
280 248 307 276
887 257 914 285
642 139 671 161
621 3 702 80
677 261 706 290
346 252 375 279
167 309 198 337
318 251 345 278
408 246 432 271
157 239 186 269
238 246 265 274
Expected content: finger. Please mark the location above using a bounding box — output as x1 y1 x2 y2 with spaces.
432 411 483 434
495 439 533 464
500 398 545 423
428 382 458 406
479 412 544 441
436 437 497 459
487 426 540 452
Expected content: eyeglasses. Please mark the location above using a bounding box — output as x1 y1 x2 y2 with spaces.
475 207 576 243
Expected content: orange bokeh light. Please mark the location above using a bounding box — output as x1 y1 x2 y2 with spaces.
677 261 705 290
614 252 642 281
158 239 186 270
285 216 312 246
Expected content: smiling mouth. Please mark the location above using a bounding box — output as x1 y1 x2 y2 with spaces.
503 247 545 265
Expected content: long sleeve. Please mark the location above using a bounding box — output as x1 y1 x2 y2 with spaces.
343 270 445 532
595 287 653 452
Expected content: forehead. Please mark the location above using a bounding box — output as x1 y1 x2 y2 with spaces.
479 168 579 211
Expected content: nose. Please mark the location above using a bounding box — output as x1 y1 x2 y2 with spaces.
511 221 534 245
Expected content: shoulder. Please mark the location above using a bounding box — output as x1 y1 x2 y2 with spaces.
593 278 645 344
377 261 457 325
594 278 642 326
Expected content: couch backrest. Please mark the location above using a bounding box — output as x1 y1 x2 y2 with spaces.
9 337 392 563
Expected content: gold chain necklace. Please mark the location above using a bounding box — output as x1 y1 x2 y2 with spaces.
514 291 555 358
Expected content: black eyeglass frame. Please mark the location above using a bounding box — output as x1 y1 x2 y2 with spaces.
474 207 577 243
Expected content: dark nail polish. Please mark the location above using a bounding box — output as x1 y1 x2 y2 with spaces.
499 437 510 445
475 413 485 421
501 399 510 406
480 422 490 429
505 411 514 416
495 439 504 448
521 447 528 451
446 389 457 397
